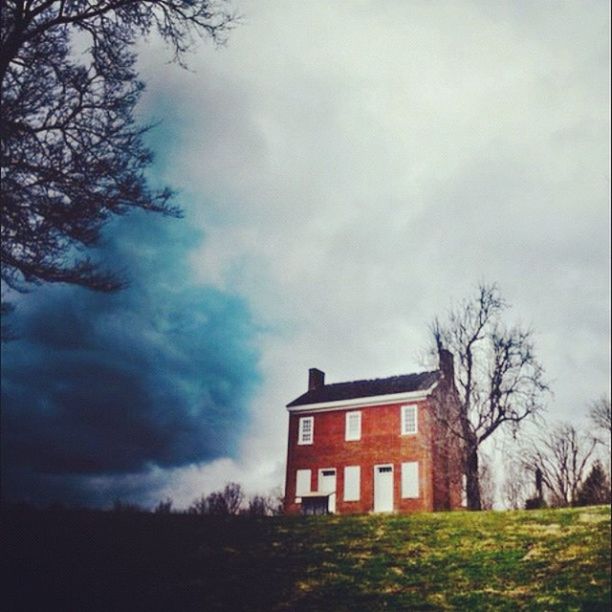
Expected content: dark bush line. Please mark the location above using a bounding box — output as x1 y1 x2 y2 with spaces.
1 482 284 518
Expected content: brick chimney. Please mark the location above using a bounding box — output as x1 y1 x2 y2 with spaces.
438 348 455 383
308 368 325 391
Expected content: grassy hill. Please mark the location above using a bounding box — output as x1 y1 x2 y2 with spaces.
2 504 610 611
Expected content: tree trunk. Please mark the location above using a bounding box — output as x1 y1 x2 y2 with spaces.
465 446 482 510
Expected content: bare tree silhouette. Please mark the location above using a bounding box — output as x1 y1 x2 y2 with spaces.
431 283 549 509
1 1 235 294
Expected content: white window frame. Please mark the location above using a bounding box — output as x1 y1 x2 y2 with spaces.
345 411 362 441
295 469 311 502
401 461 420 498
298 416 314 445
343 465 361 501
401 404 418 435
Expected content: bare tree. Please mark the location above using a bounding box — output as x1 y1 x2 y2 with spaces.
589 396 611 447
205 491 230 515
188 482 245 516
1 1 235 294
154 497 173 514
502 459 531 510
264 487 285 516
240 489 284 517
522 422 597 507
589 395 612 484
431 283 549 510
209 482 245 515
478 455 495 510
187 494 210 515
245 495 267 517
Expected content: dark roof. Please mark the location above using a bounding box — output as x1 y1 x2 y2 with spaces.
287 370 440 408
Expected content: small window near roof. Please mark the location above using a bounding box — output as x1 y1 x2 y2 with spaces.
298 416 314 444
345 411 361 441
401 404 418 435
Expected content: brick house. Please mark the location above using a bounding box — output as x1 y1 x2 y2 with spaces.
284 349 464 514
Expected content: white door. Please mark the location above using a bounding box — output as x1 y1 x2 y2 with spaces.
318 468 337 513
374 464 394 512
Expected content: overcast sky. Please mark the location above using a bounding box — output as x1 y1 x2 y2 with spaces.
2 0 610 508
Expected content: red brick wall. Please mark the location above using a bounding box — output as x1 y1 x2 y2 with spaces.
429 385 465 511
284 399 438 515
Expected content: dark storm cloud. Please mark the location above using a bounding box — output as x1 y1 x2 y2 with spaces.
1 211 260 504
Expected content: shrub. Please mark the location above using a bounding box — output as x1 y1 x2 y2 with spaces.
525 497 547 510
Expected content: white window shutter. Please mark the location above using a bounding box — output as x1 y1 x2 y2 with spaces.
344 466 360 501
296 469 311 497
401 462 419 498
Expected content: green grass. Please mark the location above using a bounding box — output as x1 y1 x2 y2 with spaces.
2 505 610 611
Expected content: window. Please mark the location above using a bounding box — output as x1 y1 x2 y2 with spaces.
298 416 314 444
401 461 419 498
344 466 360 501
401 404 418 435
345 411 362 441
295 469 311 501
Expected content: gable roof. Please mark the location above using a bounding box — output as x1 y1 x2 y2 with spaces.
287 370 440 408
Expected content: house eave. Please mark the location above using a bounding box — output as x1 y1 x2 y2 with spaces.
286 382 439 414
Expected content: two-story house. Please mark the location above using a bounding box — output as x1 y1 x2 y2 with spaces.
284 349 464 514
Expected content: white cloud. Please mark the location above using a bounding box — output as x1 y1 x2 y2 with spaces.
136 0 611 496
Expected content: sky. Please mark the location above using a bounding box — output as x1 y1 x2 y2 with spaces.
1 0 610 508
